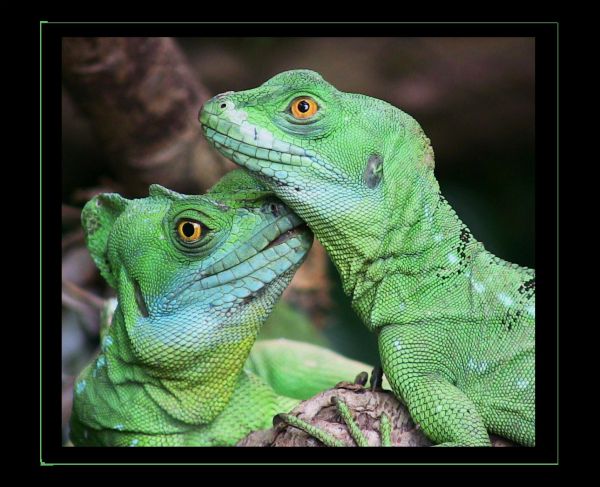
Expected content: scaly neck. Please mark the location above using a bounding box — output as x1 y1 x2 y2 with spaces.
332 169 486 330
101 305 260 426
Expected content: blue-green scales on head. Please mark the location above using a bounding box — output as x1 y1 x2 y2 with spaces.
200 70 535 446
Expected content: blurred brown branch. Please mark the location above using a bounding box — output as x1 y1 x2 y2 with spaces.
62 37 235 196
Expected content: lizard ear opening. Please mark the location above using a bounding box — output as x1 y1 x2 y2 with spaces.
363 154 383 189
81 193 130 289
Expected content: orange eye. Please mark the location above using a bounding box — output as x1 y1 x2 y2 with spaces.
177 220 203 243
290 97 318 119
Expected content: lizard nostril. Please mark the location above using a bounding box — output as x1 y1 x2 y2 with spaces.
269 203 280 216
220 103 227 109
262 201 282 217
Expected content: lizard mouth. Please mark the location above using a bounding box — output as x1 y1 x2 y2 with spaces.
200 109 346 190
264 223 309 250
179 211 312 297
200 114 312 169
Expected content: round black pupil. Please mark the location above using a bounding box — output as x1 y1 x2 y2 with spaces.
182 222 196 238
297 100 310 113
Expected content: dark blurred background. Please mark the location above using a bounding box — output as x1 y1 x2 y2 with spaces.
61 37 534 443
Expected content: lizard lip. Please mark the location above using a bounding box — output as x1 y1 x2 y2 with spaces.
265 223 309 250
200 117 310 168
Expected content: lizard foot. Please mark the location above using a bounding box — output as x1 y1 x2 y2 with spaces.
273 386 395 447
330 395 392 446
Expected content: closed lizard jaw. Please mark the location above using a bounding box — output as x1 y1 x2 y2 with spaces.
193 213 312 295
264 223 309 250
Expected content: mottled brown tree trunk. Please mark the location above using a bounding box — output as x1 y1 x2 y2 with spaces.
62 37 235 196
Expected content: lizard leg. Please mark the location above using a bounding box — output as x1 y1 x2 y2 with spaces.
354 370 369 386
391 373 490 446
273 366 394 446
379 325 491 446
246 339 380 400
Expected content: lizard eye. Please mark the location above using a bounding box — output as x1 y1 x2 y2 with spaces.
176 219 203 243
290 97 318 119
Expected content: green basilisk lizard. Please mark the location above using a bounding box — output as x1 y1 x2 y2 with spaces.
200 70 535 446
70 169 378 446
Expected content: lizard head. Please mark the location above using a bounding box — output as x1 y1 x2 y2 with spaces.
199 70 438 283
81 170 312 371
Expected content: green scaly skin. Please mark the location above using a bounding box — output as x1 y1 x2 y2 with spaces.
70 170 375 446
200 70 535 447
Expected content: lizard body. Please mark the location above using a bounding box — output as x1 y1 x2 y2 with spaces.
200 70 535 446
70 170 373 446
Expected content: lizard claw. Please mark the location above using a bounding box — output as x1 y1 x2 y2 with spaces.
354 371 369 386
369 365 384 391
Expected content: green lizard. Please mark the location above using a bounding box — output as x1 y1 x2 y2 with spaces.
70 169 377 446
199 70 535 446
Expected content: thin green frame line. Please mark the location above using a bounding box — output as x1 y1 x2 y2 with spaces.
43 21 558 466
